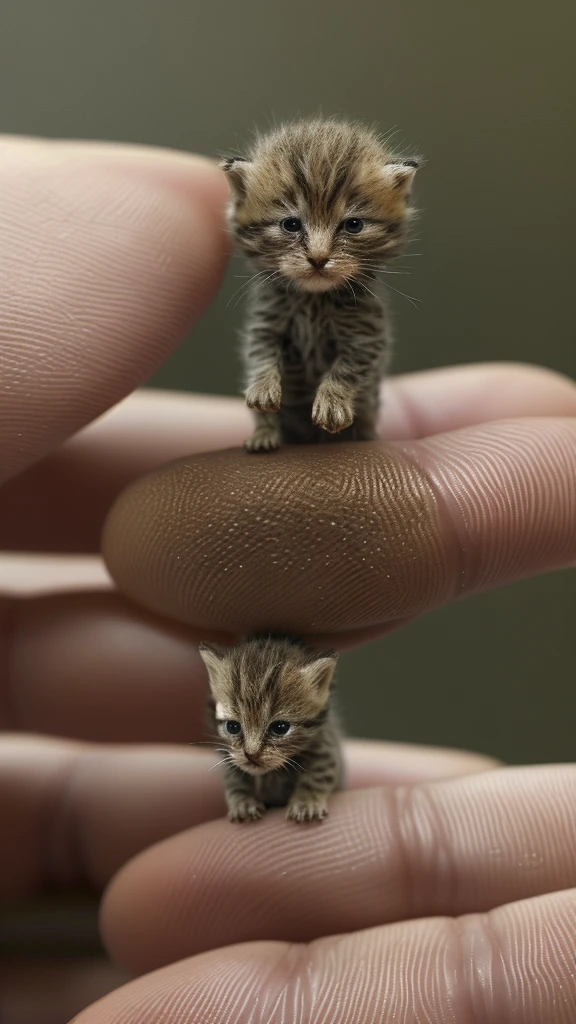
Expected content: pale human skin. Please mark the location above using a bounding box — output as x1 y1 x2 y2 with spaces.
0 138 576 1023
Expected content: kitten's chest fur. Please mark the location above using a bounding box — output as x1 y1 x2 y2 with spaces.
253 281 386 387
286 295 340 378
252 764 302 807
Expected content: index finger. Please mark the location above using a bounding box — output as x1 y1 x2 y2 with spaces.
0 736 498 898
102 764 576 973
2 363 575 553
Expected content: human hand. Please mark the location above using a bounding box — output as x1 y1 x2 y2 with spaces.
1 137 575 1022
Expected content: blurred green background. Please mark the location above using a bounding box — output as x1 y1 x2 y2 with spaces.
1 0 574 766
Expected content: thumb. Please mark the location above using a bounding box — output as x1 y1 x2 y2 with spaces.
102 418 576 644
0 138 227 485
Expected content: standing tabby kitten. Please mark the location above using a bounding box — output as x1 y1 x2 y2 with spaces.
199 635 342 823
221 118 420 451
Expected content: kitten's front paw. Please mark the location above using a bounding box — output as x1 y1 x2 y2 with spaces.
228 797 266 823
245 374 282 413
286 796 329 823
244 425 281 453
312 384 354 433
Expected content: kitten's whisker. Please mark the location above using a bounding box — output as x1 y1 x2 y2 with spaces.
208 757 232 772
227 270 271 308
345 279 358 306
261 270 282 289
231 272 271 307
380 280 421 309
360 265 412 276
227 281 257 309
353 277 380 303
370 271 413 279
356 273 421 309
359 259 412 271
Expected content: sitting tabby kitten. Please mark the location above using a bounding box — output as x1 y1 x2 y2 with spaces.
221 117 420 451
199 635 342 823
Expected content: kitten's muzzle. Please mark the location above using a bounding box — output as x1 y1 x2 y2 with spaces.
238 759 269 776
237 749 284 775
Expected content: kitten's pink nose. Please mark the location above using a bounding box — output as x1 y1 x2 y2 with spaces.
307 256 329 269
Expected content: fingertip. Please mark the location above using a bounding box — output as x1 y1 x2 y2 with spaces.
103 421 576 638
102 443 451 634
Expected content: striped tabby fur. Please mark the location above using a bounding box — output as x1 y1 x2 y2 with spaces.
199 635 342 823
221 118 420 450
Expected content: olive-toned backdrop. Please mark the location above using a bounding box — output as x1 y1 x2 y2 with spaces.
2 0 574 763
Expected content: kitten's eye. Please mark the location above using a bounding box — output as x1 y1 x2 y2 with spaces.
281 217 302 234
269 720 291 736
224 720 242 735
342 218 365 234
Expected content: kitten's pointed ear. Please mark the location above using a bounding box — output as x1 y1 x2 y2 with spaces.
220 156 252 202
300 653 338 695
382 159 419 198
198 643 228 678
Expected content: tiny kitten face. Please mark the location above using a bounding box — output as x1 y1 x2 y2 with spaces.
222 118 418 293
199 637 337 776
